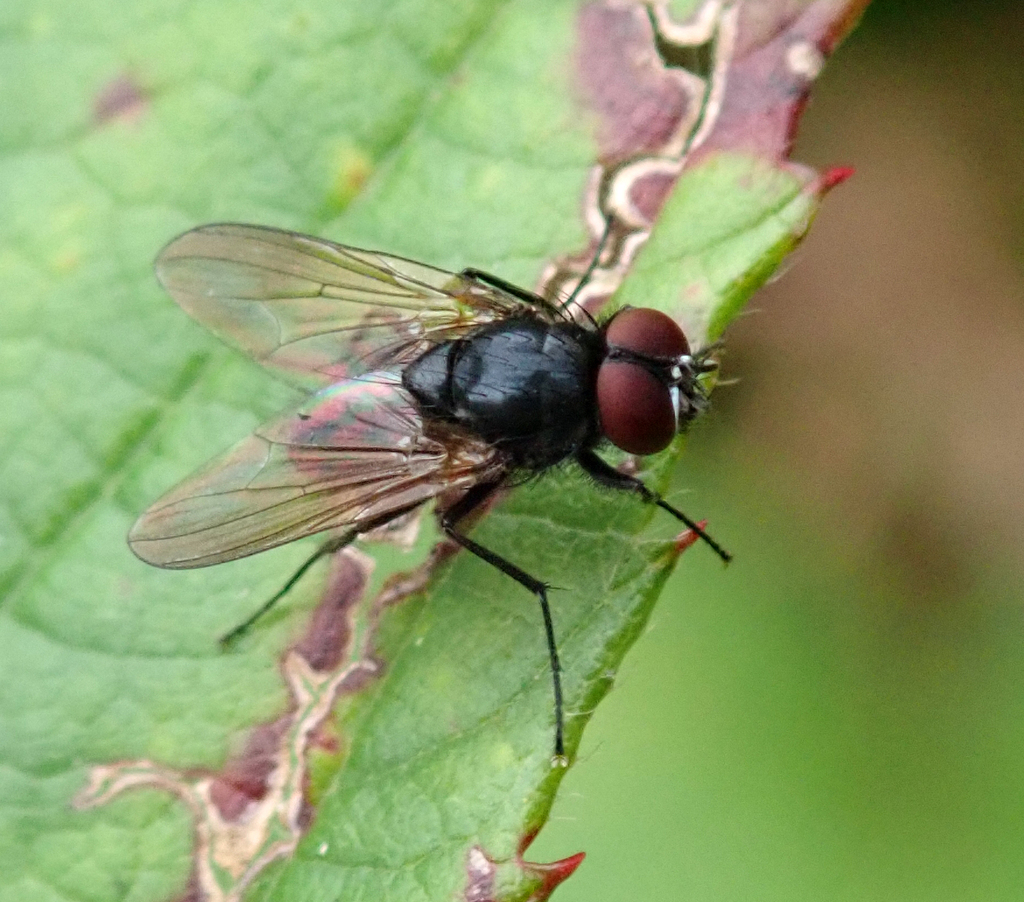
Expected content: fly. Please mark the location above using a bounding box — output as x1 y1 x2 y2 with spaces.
129 223 730 761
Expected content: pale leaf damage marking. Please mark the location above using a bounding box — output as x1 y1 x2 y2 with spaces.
552 0 851 348
75 549 383 902
465 846 498 902
545 1 740 348
786 39 825 80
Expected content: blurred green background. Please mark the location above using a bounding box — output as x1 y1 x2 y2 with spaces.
534 2 1024 899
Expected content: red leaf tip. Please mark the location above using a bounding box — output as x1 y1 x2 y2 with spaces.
820 165 856 191
522 851 587 899
465 835 585 902
517 829 585 900
674 520 707 554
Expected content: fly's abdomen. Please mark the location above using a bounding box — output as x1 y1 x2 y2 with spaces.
401 342 453 416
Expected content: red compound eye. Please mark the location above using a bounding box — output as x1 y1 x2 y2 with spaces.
597 308 690 456
604 307 689 359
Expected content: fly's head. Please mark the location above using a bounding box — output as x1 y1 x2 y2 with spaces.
596 307 718 456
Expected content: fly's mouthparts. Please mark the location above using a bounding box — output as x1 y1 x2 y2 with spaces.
667 352 717 387
694 355 719 375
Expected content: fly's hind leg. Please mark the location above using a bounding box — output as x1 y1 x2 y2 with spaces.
219 532 356 647
220 503 431 648
441 481 568 763
576 449 732 563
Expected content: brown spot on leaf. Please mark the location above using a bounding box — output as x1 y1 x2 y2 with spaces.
576 4 693 164
209 717 291 819
697 0 872 161
328 143 374 210
293 549 372 672
76 543 392 897
557 0 866 339
93 73 147 125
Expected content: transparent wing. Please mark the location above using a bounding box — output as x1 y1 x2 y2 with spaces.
129 376 505 568
156 223 552 389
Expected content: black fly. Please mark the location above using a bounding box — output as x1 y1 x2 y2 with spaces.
129 223 728 760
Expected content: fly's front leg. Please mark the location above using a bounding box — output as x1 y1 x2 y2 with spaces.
441 481 568 762
460 268 562 317
576 450 732 563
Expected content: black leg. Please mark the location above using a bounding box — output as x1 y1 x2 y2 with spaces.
219 532 356 647
460 268 562 317
577 450 732 564
441 481 567 762
220 500 434 647
562 218 613 310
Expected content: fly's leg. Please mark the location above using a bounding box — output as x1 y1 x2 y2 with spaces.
461 218 613 316
441 481 568 763
219 532 356 647
577 450 732 564
460 268 561 315
561 218 613 310
220 503 432 647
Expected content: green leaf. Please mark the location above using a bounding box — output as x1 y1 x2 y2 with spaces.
0 1 867 900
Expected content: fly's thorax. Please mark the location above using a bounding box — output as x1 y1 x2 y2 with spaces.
404 316 601 469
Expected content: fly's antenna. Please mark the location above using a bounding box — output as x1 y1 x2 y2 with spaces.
561 218 614 313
